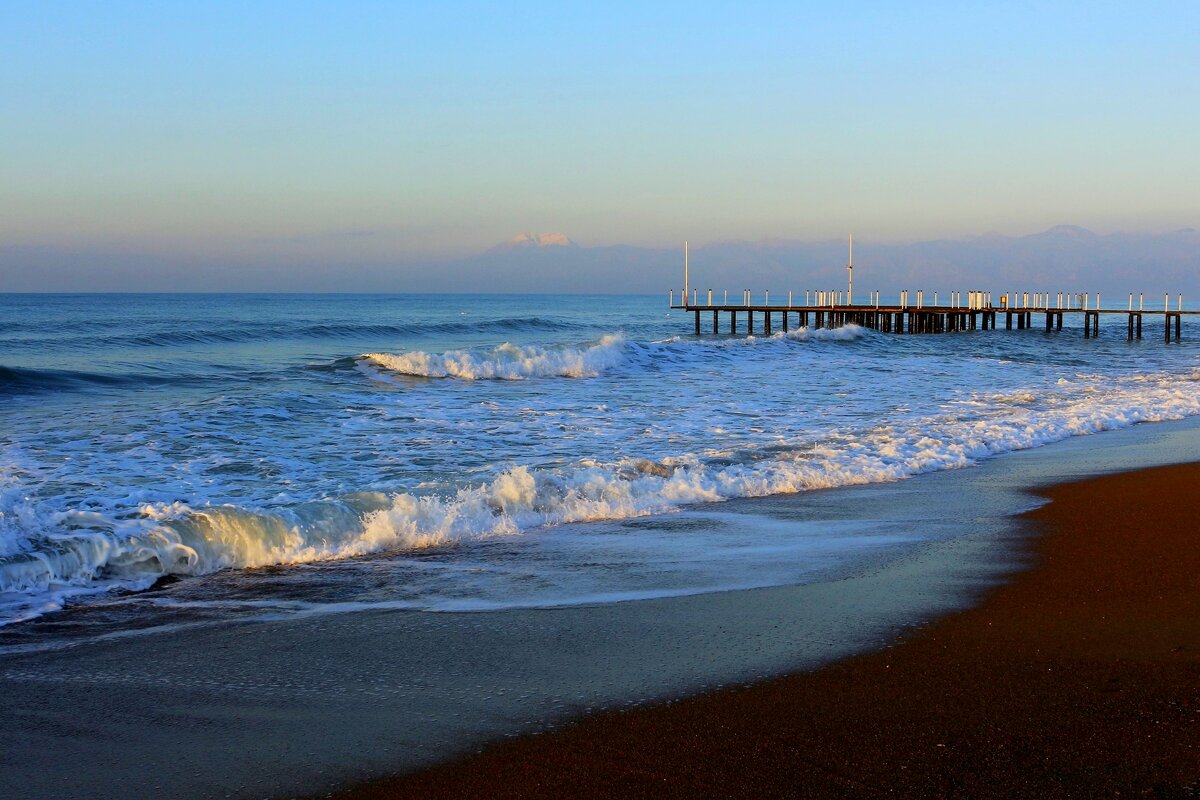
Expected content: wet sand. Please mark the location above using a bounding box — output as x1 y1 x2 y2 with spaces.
339 463 1200 799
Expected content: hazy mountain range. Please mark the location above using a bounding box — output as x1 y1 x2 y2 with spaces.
2 225 1197 295
428 225 1200 298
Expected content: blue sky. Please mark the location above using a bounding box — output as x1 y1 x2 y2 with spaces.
2 1 1198 282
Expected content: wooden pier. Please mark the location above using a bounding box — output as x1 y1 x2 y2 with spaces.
670 242 1192 342
670 298 1195 342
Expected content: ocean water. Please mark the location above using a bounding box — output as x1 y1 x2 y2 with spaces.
2 293 1198 642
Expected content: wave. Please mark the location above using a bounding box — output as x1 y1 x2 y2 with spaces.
656 323 872 346
360 334 629 380
4 317 588 352
2 366 1199 624
0 365 141 396
359 325 872 382
782 324 871 342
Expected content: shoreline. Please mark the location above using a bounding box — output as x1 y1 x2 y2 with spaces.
3 419 1200 799
334 462 1200 799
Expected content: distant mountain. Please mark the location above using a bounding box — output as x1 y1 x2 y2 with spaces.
488 232 578 252
426 225 1200 296
2 225 1197 293
1027 224 1099 240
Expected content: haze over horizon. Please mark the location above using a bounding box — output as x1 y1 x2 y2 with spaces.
2 2 1198 292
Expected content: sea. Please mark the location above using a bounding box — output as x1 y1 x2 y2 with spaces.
2 292 1199 649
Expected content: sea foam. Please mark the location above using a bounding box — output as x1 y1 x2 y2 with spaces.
361 334 628 380
2 366 1198 625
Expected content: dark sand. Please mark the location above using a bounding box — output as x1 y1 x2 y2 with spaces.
338 463 1200 799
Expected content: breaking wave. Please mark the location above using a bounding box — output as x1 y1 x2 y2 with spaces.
359 325 873 382
3 366 1199 625
361 334 630 380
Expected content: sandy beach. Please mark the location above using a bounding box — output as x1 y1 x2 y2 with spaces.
337 462 1200 799
4 421 1200 800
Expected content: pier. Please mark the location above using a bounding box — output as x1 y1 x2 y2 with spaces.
669 292 1194 342
671 241 1193 341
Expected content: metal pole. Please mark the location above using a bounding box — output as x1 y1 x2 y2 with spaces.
846 233 853 305
684 241 689 307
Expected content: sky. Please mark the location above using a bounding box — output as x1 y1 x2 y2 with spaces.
2 1 1198 289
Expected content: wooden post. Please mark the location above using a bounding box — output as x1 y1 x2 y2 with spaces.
730 311 737 335
694 309 701 335
1136 314 1142 339
1128 313 1134 341
712 309 718 334
764 311 772 335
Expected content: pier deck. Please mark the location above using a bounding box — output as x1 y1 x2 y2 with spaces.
670 303 1197 341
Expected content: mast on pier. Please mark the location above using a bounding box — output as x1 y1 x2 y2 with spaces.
684 240 689 308
846 234 853 306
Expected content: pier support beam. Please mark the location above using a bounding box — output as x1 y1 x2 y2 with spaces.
1166 313 1181 342
764 312 772 336
730 311 737 335
694 309 701 336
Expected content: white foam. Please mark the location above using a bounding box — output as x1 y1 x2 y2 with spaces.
658 324 871 346
2 365 1199 625
361 334 628 380
781 324 871 342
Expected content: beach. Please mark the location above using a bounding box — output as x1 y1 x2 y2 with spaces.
1 418 1198 798
337 461 1200 799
